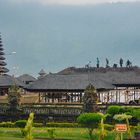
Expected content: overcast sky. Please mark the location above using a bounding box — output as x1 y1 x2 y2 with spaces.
8 0 140 5
1 0 140 76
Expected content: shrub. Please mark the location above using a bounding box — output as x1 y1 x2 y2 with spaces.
33 123 43 127
47 128 56 139
133 109 140 121
105 114 114 124
126 107 135 114
104 124 114 131
0 121 14 127
46 122 79 128
15 120 27 128
107 106 122 116
24 113 34 140
15 120 27 136
77 113 103 126
77 113 103 140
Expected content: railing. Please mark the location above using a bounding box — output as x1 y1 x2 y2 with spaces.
0 103 83 116
0 103 140 115
22 106 82 116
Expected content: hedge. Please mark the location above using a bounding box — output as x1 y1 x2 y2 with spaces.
46 122 79 128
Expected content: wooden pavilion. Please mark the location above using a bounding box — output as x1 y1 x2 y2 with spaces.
26 67 140 104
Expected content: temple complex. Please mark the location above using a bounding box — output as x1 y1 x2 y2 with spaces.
25 66 140 104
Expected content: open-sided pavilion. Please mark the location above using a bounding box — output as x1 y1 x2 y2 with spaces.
26 67 140 104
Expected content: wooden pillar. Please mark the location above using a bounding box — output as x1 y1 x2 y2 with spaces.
45 92 47 103
118 90 120 103
107 92 109 103
101 92 103 103
66 93 67 103
134 87 136 100
80 92 82 103
116 87 118 103
39 92 41 103
52 93 54 103
71 93 73 102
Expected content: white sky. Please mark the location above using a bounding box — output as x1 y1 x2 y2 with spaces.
10 0 140 5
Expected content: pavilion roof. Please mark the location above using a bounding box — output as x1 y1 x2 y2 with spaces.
0 74 25 88
26 67 140 91
17 74 36 83
26 73 115 91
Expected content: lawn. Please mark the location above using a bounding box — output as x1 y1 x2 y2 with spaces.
0 137 24 140
0 127 129 140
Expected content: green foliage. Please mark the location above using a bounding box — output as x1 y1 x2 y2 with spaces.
15 120 27 137
132 109 140 131
113 114 132 122
33 123 43 127
0 122 15 127
105 114 114 124
8 85 21 109
113 114 132 139
15 120 27 128
104 124 114 131
24 113 34 140
98 117 106 140
84 84 99 112
47 128 56 139
46 122 79 128
107 106 122 116
119 107 126 114
77 113 103 140
133 109 140 121
125 107 134 115
77 113 103 128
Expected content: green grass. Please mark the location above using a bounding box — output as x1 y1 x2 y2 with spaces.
0 136 24 140
0 127 134 140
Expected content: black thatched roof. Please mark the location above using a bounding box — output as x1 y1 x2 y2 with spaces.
26 67 140 92
26 74 115 92
17 74 36 83
0 74 25 88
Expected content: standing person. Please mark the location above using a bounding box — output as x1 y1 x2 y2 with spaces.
119 58 123 67
126 59 132 67
106 58 109 68
96 57 99 68
126 59 130 67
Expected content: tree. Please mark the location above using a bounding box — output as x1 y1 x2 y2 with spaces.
8 85 21 111
77 113 103 140
83 84 98 112
24 113 34 140
98 113 106 140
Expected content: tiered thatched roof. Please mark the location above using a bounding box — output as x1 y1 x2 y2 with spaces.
0 33 9 74
26 67 140 92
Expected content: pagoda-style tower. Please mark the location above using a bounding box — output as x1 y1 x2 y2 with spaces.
38 69 47 79
0 33 9 75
